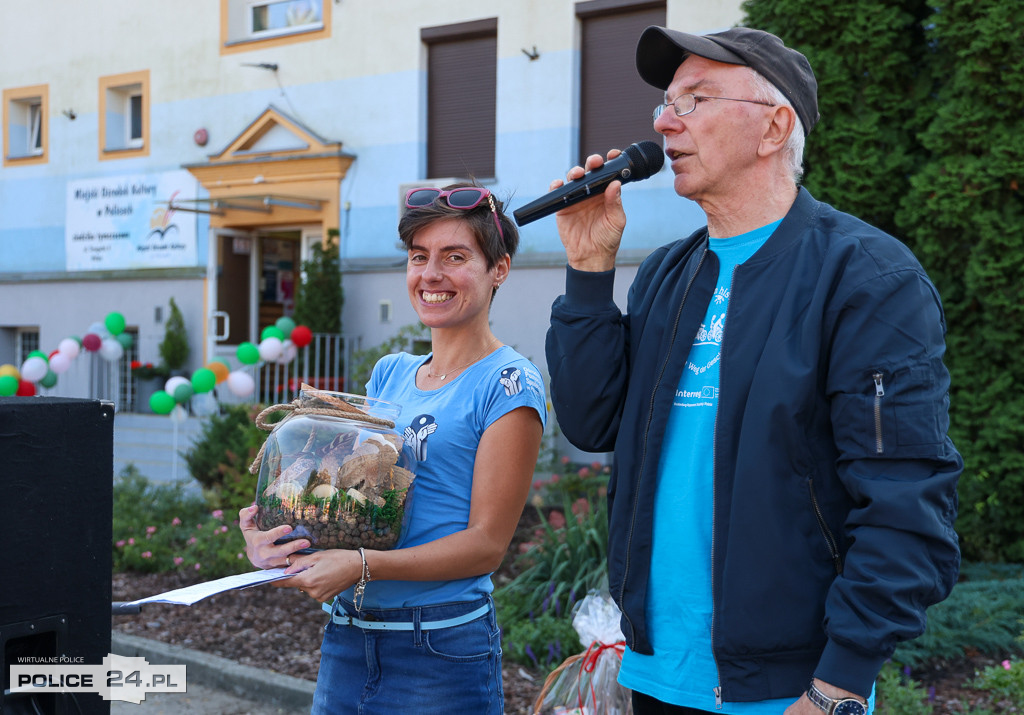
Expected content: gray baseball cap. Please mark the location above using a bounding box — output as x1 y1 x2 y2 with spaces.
636 26 819 135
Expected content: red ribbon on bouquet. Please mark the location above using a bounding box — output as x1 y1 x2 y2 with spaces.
576 640 626 711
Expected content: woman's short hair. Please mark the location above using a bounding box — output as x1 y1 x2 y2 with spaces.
398 184 519 269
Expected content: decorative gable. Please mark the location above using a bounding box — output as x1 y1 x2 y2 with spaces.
210 105 339 161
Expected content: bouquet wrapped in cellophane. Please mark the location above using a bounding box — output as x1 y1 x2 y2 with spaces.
534 589 632 715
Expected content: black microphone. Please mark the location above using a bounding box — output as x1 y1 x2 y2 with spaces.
513 140 665 226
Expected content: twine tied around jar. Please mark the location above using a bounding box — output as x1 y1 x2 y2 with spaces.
248 385 397 475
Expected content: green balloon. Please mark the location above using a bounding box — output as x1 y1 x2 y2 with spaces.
191 368 216 394
116 333 134 349
39 370 58 388
236 342 260 365
261 325 286 341
28 350 49 363
173 383 194 404
0 375 18 396
275 317 296 336
105 312 126 336
150 390 175 414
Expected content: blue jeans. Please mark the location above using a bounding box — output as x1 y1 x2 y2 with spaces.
311 596 503 715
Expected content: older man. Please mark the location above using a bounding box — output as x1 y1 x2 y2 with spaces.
545 26 962 715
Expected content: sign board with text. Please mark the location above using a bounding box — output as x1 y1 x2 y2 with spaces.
65 170 199 271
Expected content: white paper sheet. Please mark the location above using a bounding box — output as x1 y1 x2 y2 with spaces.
126 569 293 607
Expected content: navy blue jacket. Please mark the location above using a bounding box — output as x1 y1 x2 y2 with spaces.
546 189 962 701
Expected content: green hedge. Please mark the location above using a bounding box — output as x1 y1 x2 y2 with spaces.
742 0 1024 561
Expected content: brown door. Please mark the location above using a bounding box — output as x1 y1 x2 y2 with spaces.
216 232 252 344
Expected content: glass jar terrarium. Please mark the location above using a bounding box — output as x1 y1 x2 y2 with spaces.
250 387 417 551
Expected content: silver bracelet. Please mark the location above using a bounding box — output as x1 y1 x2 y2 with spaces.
354 547 371 612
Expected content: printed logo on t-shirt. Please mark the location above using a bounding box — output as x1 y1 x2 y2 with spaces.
499 367 522 396
404 414 437 461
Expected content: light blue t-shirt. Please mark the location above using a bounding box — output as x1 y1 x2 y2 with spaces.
619 222 793 712
343 345 547 608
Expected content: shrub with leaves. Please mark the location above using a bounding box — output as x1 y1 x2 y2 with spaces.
181 403 271 514
158 297 190 372
292 236 342 334
741 0 1024 562
495 489 608 628
500 609 581 669
875 661 934 715
970 658 1024 705
894 566 1024 666
112 465 249 578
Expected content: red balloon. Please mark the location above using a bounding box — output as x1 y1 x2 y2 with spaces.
82 333 102 352
291 325 313 348
16 379 36 396
49 349 60 359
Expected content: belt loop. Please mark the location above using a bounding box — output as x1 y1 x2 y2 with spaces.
412 606 423 646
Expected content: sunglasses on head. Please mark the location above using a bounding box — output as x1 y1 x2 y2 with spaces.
404 187 505 242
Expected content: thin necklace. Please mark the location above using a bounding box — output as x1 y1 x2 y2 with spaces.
426 338 499 380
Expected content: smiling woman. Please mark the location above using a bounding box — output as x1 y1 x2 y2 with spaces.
238 183 546 714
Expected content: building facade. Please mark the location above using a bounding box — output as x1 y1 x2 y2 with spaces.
1 0 742 412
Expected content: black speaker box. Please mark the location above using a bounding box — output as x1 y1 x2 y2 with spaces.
0 397 114 715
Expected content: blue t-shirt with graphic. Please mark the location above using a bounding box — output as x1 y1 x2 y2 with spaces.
619 222 793 712
344 345 546 608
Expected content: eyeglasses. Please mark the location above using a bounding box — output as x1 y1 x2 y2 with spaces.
653 93 776 122
404 186 505 242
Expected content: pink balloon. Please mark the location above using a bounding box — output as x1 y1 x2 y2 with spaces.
49 352 72 374
82 333 102 352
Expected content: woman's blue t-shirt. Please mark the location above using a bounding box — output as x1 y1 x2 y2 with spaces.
343 345 547 608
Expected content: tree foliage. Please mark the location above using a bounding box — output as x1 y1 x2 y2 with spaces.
741 0 1024 560
158 296 190 371
292 231 343 334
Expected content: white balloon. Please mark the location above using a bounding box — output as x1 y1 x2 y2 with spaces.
169 404 189 423
87 322 106 337
227 370 255 397
191 391 218 416
58 338 81 359
258 337 283 362
99 338 124 361
164 376 190 395
20 356 48 383
277 339 297 364
49 352 72 374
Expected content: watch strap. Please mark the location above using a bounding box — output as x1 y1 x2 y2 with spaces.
807 681 866 714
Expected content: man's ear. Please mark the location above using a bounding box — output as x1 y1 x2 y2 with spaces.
759 104 796 157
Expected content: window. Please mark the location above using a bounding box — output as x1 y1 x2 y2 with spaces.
3 84 48 166
576 0 665 164
422 19 497 180
221 0 329 52
99 70 150 159
16 329 40 365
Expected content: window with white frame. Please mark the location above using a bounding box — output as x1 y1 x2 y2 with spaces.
99 70 149 159
222 0 328 48
105 83 143 149
3 84 48 165
249 0 322 38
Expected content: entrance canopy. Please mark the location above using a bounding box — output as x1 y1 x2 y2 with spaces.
181 105 354 230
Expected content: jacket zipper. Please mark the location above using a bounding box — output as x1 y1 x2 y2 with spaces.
710 265 734 710
872 372 885 454
808 478 843 575
620 247 708 642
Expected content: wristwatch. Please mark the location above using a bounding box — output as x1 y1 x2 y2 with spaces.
806 681 867 715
